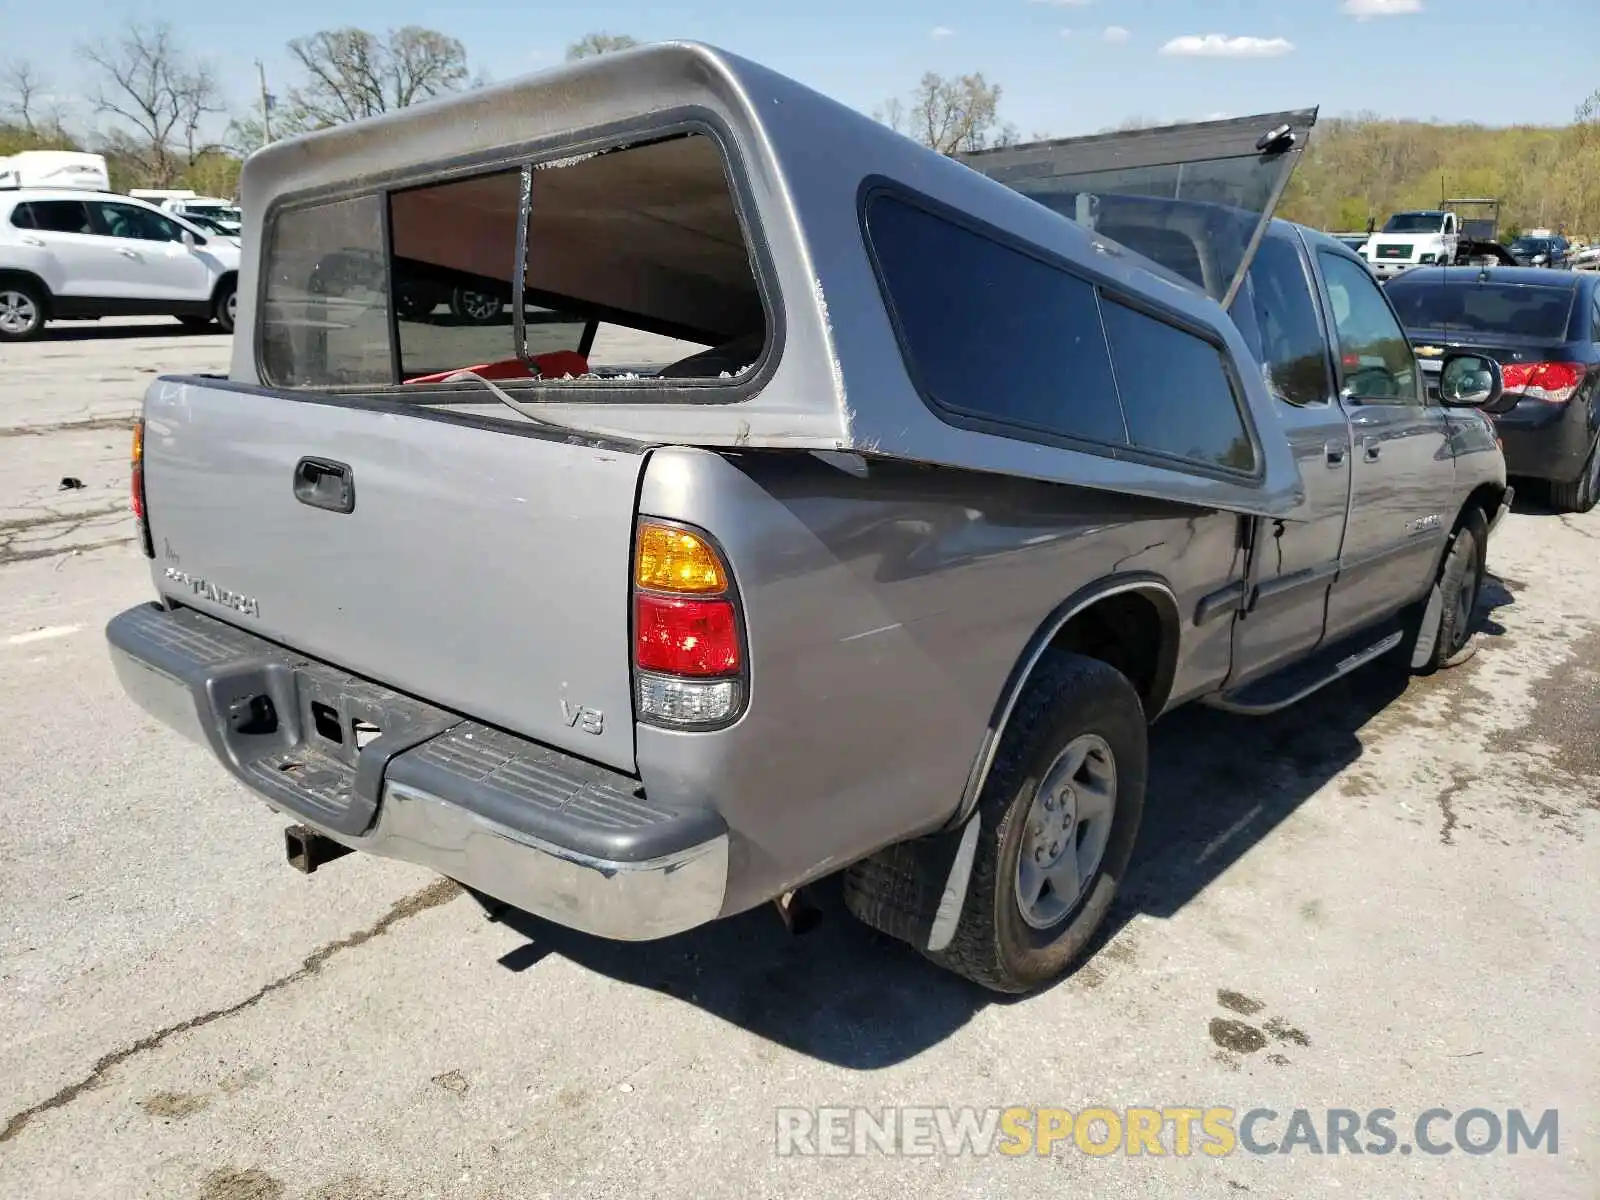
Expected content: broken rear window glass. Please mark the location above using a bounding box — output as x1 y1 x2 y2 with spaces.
259 131 769 390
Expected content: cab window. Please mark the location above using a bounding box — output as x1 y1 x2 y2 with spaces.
11 200 92 234
1243 235 1331 407
1317 252 1421 405
89 202 194 243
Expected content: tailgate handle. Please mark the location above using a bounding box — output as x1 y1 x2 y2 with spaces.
293 457 355 514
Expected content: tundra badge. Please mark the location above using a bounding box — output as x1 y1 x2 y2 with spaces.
163 567 260 618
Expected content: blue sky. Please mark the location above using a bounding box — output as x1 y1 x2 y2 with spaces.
6 0 1596 139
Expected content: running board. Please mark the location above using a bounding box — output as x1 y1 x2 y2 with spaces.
1205 624 1406 716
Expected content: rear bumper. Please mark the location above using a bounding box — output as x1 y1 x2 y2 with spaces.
106 602 728 941
1494 399 1592 483
1370 260 1423 279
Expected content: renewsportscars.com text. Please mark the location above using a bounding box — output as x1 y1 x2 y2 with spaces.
774 1106 1559 1158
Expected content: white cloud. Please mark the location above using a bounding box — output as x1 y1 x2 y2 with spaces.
1102 25 1131 43
1341 0 1423 18
930 25 955 38
1060 28 1073 38
1160 34 1295 58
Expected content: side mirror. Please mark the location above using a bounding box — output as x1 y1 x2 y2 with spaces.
1438 352 1502 408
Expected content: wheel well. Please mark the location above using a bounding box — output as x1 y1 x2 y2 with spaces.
1427 486 1497 584
211 271 237 305
0 270 52 314
1042 587 1178 718
1459 483 1501 533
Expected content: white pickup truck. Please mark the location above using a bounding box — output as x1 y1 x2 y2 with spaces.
1361 210 1459 280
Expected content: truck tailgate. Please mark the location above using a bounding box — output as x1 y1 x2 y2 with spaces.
141 378 646 772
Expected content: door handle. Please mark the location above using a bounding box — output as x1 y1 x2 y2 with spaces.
19 235 45 247
118 248 141 259
1324 440 1347 467
1363 437 1382 462
293 457 355 514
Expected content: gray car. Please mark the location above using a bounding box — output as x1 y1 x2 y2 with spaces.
106 43 1510 994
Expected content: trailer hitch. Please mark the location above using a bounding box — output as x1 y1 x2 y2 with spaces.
284 824 354 874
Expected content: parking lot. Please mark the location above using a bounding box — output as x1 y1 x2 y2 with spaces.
1 319 1595 1198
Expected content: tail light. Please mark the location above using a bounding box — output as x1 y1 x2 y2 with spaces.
633 521 745 728
1500 361 1587 403
131 419 154 558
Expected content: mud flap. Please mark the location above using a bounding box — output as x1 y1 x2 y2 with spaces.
1408 582 1445 670
840 812 982 954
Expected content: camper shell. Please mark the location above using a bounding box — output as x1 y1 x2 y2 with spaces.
231 42 1306 518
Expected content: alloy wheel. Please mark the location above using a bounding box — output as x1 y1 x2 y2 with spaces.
1014 733 1118 930
0 290 39 336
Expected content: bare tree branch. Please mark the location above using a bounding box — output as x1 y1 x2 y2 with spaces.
876 72 1014 156
284 26 469 131
1 59 44 134
77 21 222 186
565 33 641 62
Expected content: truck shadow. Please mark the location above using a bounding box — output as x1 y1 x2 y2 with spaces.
34 322 210 342
485 579 1517 1069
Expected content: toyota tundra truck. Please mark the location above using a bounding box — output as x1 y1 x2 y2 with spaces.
106 43 1511 993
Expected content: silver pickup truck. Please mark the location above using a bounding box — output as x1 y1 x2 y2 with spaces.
106 44 1510 994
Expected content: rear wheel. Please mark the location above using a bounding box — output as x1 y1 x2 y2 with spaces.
1548 437 1600 514
0 282 46 342
450 287 502 324
924 653 1147 994
213 279 238 335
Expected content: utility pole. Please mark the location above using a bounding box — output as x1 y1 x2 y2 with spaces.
256 60 273 149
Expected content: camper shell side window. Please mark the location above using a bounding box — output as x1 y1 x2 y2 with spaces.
860 184 1260 480
257 124 777 399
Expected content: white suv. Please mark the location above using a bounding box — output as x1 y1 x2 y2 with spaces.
0 189 241 342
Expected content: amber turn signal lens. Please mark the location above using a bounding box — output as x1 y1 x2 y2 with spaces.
635 523 727 593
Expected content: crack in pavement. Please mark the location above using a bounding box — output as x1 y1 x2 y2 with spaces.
0 505 128 535
1437 769 1471 846
0 415 137 439
1 534 134 567
0 505 132 567
0 877 461 1144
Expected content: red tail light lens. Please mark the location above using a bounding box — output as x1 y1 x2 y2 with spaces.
634 594 740 677
1500 361 1586 403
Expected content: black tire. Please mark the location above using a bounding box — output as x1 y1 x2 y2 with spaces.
926 652 1147 994
0 279 47 342
394 283 436 321
1548 437 1600 514
177 315 214 331
1420 509 1488 673
213 278 237 335
450 286 502 324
